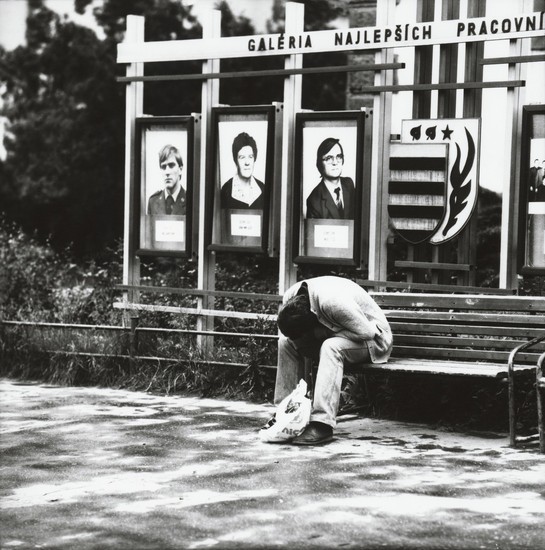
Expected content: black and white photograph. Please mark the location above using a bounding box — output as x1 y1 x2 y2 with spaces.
520 104 545 273
1 1 544 549
208 106 275 252
137 116 193 255
293 111 366 263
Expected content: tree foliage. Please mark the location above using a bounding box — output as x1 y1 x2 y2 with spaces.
0 0 347 256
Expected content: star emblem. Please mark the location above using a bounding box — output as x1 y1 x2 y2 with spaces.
441 125 453 140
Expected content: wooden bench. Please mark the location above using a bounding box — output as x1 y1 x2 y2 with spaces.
338 292 545 449
115 284 545 451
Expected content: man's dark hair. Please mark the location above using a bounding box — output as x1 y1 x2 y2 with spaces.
159 144 183 168
277 294 317 339
316 137 344 176
232 132 258 162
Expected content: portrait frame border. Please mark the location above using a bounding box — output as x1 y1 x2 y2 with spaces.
206 104 277 255
134 115 194 258
517 104 545 275
292 110 368 267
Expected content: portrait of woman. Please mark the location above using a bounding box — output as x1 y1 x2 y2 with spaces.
220 132 265 210
209 106 274 252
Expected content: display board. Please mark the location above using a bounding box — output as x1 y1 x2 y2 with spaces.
292 111 367 265
519 105 545 274
135 116 194 256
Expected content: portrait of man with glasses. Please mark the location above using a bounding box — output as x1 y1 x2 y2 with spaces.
305 137 356 220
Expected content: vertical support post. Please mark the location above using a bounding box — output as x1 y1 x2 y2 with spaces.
122 15 144 331
456 0 483 287
278 1 304 294
128 316 139 373
429 1 443 285
499 37 527 289
197 10 221 353
369 0 395 281
499 0 532 290
537 355 545 453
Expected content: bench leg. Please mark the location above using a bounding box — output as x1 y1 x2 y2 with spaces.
508 367 517 447
537 359 545 454
303 357 315 400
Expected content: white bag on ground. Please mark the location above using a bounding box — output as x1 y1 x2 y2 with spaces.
259 379 311 443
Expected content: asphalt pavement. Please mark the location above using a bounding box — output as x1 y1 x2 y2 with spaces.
1 378 544 550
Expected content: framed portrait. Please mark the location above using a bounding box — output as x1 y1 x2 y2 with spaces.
135 116 194 257
207 105 276 253
293 111 367 265
518 105 545 274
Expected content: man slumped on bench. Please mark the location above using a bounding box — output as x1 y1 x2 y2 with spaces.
275 276 393 445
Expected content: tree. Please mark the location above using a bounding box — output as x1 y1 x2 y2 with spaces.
0 2 125 255
0 0 348 256
0 0 203 256
267 0 348 111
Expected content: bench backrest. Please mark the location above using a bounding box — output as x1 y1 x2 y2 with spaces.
370 293 545 365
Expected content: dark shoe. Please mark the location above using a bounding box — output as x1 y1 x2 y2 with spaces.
261 413 276 430
292 421 333 445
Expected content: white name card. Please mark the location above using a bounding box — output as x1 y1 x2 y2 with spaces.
529 201 545 215
155 220 185 242
230 214 261 237
314 225 349 249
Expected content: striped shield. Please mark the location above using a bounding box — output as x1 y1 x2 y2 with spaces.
388 143 448 244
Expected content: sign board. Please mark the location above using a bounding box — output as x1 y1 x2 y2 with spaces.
401 119 480 245
388 143 448 245
118 12 544 63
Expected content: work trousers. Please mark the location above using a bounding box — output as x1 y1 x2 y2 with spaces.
274 335 371 428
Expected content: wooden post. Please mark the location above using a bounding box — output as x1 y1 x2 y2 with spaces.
499 24 528 289
278 1 304 294
122 15 144 330
369 0 396 282
196 10 221 353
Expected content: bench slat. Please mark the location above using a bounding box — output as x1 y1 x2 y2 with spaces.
389 322 545 339
373 293 545 312
393 334 545 352
354 358 512 378
391 346 541 364
386 310 545 327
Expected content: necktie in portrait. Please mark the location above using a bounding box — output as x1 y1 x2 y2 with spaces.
165 195 174 214
334 187 344 218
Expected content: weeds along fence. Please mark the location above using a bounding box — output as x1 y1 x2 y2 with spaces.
0 305 281 398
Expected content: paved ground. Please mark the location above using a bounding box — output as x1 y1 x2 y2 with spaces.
1 378 544 550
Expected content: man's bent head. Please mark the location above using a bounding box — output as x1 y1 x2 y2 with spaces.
277 294 317 339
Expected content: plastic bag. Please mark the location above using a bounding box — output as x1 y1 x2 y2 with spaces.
259 379 311 443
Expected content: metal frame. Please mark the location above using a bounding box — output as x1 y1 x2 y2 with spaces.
507 333 545 448
537 352 545 453
292 110 368 266
206 104 277 254
134 115 194 257
517 104 545 275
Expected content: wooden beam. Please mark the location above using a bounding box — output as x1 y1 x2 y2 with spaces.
480 54 545 65
350 79 524 94
115 284 283 302
117 62 406 83
395 260 473 271
113 302 278 322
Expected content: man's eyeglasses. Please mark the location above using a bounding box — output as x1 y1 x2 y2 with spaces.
322 154 344 164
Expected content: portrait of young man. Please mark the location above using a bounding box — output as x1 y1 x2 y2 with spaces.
147 144 186 216
306 137 356 220
296 115 363 261
138 120 191 254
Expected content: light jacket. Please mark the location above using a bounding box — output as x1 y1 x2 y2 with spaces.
283 276 393 363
